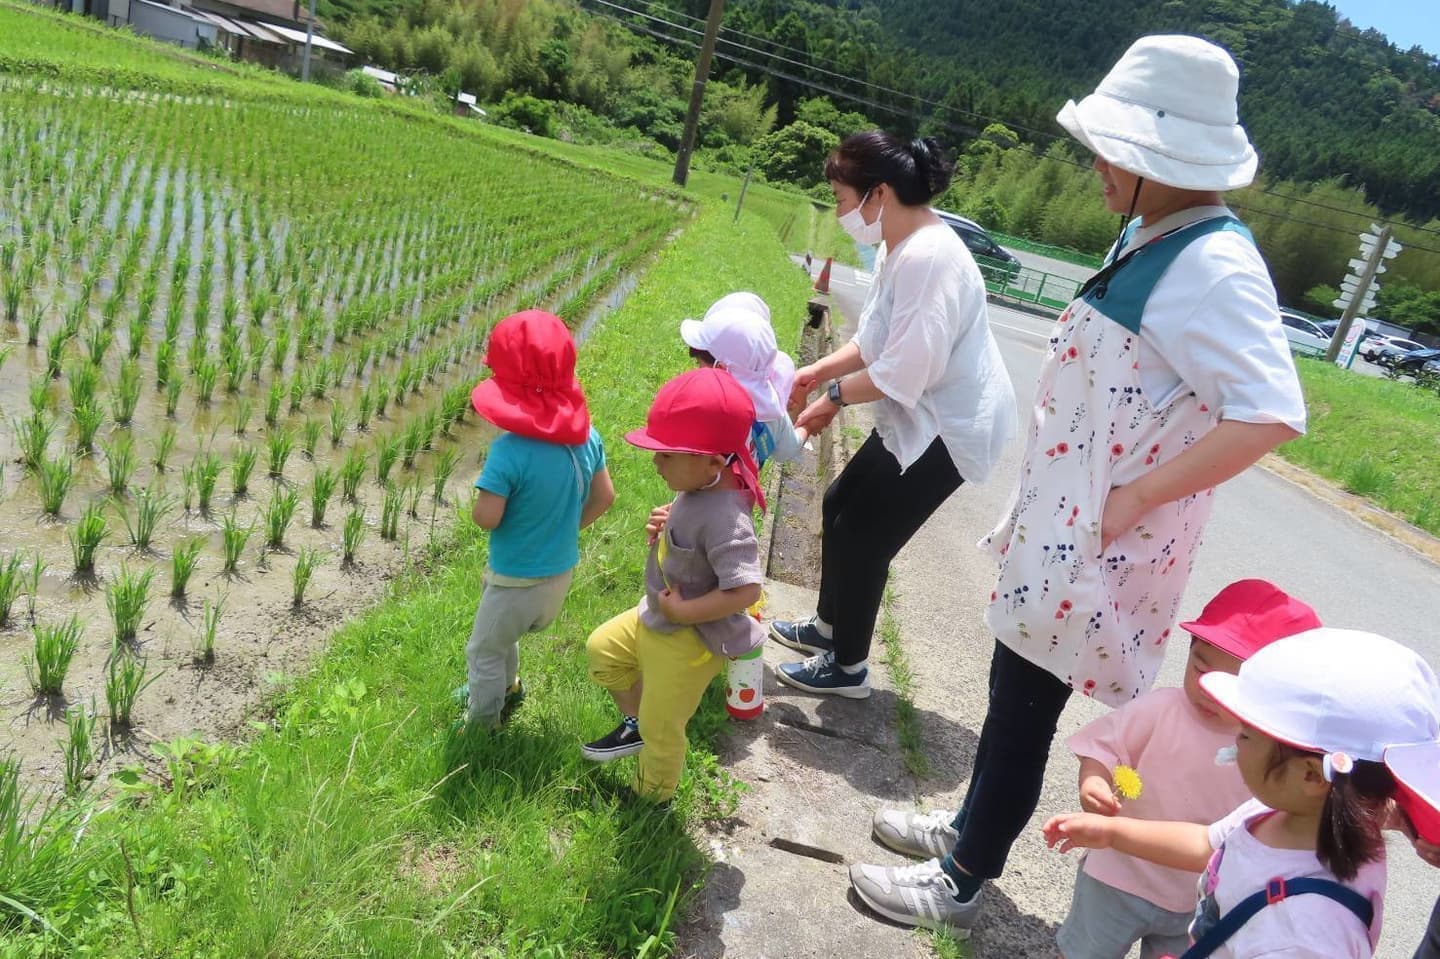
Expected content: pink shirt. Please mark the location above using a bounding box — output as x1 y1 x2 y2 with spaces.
1066 686 1253 912
1200 799 1384 958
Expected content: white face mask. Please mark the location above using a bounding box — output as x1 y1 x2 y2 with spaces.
838 189 883 246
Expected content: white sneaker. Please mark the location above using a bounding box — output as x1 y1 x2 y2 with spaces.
871 808 960 859
848 858 982 934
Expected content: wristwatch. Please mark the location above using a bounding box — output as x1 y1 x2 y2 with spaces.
827 380 846 407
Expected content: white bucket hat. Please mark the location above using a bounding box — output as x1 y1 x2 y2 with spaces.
679 292 794 423
1058 35 1258 191
1200 628 1440 776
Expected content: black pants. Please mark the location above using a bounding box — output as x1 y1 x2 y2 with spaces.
1416 896 1440 959
947 640 1072 879
816 431 961 668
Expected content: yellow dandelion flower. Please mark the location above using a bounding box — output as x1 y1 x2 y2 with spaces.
1113 764 1144 801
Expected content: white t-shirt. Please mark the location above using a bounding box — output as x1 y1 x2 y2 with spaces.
1115 207 1307 433
851 222 1017 481
1196 799 1385 958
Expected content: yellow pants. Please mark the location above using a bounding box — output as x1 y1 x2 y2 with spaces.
586 607 723 802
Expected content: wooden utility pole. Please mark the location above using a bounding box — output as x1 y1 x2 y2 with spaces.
1325 224 1392 363
733 160 754 223
672 0 726 188
300 0 317 81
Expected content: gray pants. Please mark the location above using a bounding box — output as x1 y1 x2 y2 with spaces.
465 568 574 725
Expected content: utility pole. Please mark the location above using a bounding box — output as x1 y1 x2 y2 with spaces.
1325 224 1393 363
673 0 726 188
300 0 317 82
733 159 754 224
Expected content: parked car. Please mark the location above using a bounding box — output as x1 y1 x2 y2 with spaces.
933 210 1022 279
1279 312 1330 358
1361 334 1425 365
1391 348 1440 375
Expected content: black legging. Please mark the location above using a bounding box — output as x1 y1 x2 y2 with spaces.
815 431 962 667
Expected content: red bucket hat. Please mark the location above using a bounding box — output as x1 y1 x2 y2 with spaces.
625 368 766 512
471 310 590 445
1179 579 1320 661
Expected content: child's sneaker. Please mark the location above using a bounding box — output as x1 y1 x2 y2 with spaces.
777 651 870 698
451 680 527 717
769 616 834 655
581 716 643 761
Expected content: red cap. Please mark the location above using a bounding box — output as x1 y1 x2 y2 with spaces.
626 368 766 511
470 310 590 445
1385 742 1440 845
1180 579 1321 661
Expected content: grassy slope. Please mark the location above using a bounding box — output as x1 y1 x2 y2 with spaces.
0 6 814 955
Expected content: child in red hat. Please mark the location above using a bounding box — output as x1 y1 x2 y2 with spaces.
454 310 615 732
581 367 767 804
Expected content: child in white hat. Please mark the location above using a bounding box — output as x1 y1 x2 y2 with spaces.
680 291 807 467
1044 628 1440 958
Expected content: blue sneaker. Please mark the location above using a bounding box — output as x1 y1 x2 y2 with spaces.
769 616 834 655
777 651 870 699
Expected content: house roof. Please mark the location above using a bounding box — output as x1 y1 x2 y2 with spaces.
190 0 313 26
256 20 353 54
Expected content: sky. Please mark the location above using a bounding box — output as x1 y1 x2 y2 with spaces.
1329 0 1440 57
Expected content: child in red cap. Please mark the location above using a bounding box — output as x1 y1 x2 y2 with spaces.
582 367 767 804
455 310 615 732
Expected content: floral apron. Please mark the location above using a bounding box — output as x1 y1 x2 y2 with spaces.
981 216 1251 707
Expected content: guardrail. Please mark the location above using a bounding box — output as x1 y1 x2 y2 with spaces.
989 231 1104 271
975 255 1082 312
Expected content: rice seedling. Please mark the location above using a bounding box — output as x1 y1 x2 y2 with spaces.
127 314 147 360
23 297 45 347
66 358 100 411
431 447 460 505
265 381 284 427
400 419 423 471
68 501 109 575
263 487 300 549
83 323 113 366
292 548 324 606
380 483 402 541
195 597 222 663
310 467 337 527
375 433 399 485
267 427 295 479
36 453 75 516
165 375 183 417
62 704 95 797
101 433 137 495
71 402 103 453
329 402 347 446
340 448 366 502
405 478 425 519
170 536 203 598
220 512 252 573
232 396 252 436
301 418 322 459
23 553 44 624
105 649 152 727
231 443 258 496
26 615 82 696
16 411 54 470
373 377 391 417
29 376 52 417
151 423 178 472
272 324 291 372
341 507 366 565
194 357 219 406
111 357 142 426
288 374 305 413
356 388 374 431
193 452 222 514
105 563 155 646
118 485 174 550
0 553 25 627
155 339 175 389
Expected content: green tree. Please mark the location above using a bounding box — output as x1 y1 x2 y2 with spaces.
752 121 838 189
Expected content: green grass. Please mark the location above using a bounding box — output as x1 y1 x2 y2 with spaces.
1278 360 1440 534
877 582 929 778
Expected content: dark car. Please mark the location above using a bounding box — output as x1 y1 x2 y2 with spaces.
1392 348 1440 375
933 210 1022 280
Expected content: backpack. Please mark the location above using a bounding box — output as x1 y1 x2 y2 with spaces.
1170 876 1374 959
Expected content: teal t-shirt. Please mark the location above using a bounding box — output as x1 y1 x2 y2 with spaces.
475 427 606 578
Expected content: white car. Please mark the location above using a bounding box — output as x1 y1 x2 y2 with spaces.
1279 312 1330 358
1361 335 1424 365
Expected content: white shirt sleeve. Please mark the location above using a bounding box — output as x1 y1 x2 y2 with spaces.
861 244 972 410
763 415 806 463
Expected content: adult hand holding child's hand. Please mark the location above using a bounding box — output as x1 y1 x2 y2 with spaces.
1043 813 1114 854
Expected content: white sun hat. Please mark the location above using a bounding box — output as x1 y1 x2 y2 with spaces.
1057 35 1259 191
1200 628 1440 776
679 292 794 422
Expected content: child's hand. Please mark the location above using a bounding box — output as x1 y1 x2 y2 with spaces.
1079 774 1122 816
656 588 691 625
791 364 820 408
1043 813 1114 854
646 503 672 545
1416 838 1440 869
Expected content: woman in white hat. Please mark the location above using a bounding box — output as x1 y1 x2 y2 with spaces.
851 36 1309 935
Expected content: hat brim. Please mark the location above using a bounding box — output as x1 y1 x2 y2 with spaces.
1058 94 1258 192
1180 619 1248 661
1199 671 1328 755
623 427 719 456
679 319 710 351
1385 742 1440 844
471 378 590 445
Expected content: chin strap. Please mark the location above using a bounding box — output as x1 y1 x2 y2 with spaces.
1109 177 1147 265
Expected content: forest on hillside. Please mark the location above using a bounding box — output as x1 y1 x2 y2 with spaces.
323 0 1440 330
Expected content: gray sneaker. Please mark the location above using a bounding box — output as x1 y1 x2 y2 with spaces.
871 808 960 859
848 859 982 935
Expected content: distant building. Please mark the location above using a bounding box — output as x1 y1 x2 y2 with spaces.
454 91 487 119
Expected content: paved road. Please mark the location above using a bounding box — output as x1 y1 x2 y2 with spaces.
815 262 1440 956
1004 247 1098 286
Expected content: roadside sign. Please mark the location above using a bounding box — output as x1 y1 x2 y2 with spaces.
1336 315 1366 369
1349 258 1385 274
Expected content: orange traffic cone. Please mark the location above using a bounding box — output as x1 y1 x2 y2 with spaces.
814 257 832 294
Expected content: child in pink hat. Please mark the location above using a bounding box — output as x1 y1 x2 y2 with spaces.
453 310 615 732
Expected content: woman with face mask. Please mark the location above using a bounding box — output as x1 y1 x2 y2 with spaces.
771 131 1018 699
